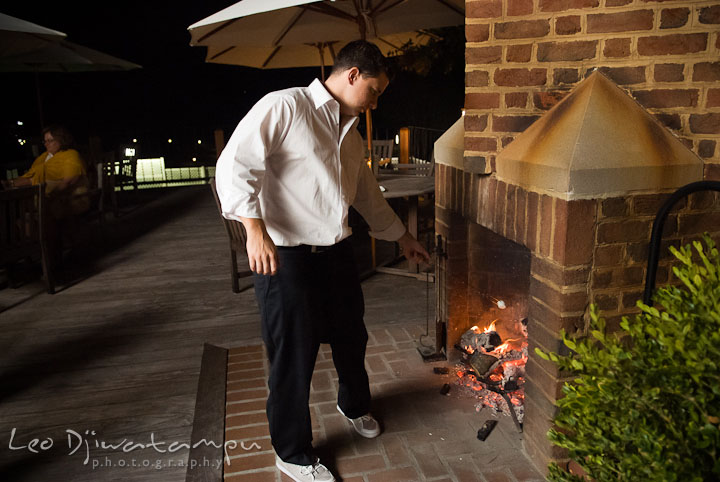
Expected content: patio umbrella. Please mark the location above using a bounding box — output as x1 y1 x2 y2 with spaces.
0 38 141 126
0 12 66 57
188 0 464 171
0 39 142 72
188 0 464 75
201 30 433 73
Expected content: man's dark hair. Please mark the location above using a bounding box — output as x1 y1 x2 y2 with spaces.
42 125 75 151
331 40 391 78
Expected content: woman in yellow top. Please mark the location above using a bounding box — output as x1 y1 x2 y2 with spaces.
10 125 90 217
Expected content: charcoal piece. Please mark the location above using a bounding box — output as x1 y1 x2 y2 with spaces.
504 379 519 391
468 351 501 378
433 367 449 375
440 383 451 395
460 330 503 352
454 343 472 356
476 419 498 441
483 331 502 350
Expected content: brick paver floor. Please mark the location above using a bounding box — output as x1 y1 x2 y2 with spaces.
223 324 546 482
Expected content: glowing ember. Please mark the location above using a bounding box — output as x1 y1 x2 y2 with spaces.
455 314 528 424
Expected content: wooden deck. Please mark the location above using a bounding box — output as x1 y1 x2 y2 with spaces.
0 185 436 481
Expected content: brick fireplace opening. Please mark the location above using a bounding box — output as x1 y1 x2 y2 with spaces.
434 71 720 471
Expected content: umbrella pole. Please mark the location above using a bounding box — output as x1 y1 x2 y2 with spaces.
318 43 325 81
366 109 378 268
35 71 45 129
366 110 375 175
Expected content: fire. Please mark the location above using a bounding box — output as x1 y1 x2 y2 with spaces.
454 303 528 425
493 342 511 355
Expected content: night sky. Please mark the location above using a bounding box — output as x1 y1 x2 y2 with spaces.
1 2 464 167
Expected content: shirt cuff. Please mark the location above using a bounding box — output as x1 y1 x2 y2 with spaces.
369 216 406 242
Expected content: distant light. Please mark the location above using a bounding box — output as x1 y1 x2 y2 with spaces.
461 108 466 116
17 121 23 126
192 157 197 162
168 139 173 143
132 138 138 143
125 148 136 157
136 157 166 183
197 140 202 145
395 134 399 144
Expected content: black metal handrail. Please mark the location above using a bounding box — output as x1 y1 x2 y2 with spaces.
643 180 720 306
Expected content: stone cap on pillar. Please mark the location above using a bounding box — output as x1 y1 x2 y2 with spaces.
495 71 703 200
434 115 465 170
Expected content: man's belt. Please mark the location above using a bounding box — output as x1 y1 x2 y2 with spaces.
277 244 336 254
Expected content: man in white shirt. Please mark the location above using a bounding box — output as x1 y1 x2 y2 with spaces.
216 40 429 482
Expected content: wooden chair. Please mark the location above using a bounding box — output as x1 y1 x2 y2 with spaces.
1 184 55 294
371 139 394 164
209 178 253 293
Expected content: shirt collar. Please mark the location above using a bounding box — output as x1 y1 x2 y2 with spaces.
309 78 360 130
309 78 335 109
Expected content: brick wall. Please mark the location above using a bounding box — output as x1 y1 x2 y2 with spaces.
591 189 720 329
465 0 720 177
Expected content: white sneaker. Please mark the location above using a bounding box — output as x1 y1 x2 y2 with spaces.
275 455 336 482
336 404 381 438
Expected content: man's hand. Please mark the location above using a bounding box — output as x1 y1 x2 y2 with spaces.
240 217 278 275
397 230 431 265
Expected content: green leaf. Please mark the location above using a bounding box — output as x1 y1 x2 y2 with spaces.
535 348 550 361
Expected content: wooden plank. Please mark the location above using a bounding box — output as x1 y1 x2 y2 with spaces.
185 343 227 482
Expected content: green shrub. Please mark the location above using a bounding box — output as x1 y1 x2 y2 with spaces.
537 234 720 481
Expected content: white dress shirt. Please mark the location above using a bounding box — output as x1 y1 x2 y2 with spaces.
215 79 406 247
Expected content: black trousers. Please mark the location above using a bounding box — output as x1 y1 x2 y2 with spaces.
253 238 371 465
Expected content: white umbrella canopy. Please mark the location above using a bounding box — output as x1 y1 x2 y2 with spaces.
188 0 464 69
0 12 66 57
203 30 434 69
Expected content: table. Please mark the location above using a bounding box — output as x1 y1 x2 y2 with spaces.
374 174 435 279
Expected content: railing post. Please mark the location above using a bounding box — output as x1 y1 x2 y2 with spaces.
214 129 225 160
399 127 409 164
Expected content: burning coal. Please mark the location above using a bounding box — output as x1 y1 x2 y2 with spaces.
455 316 528 428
